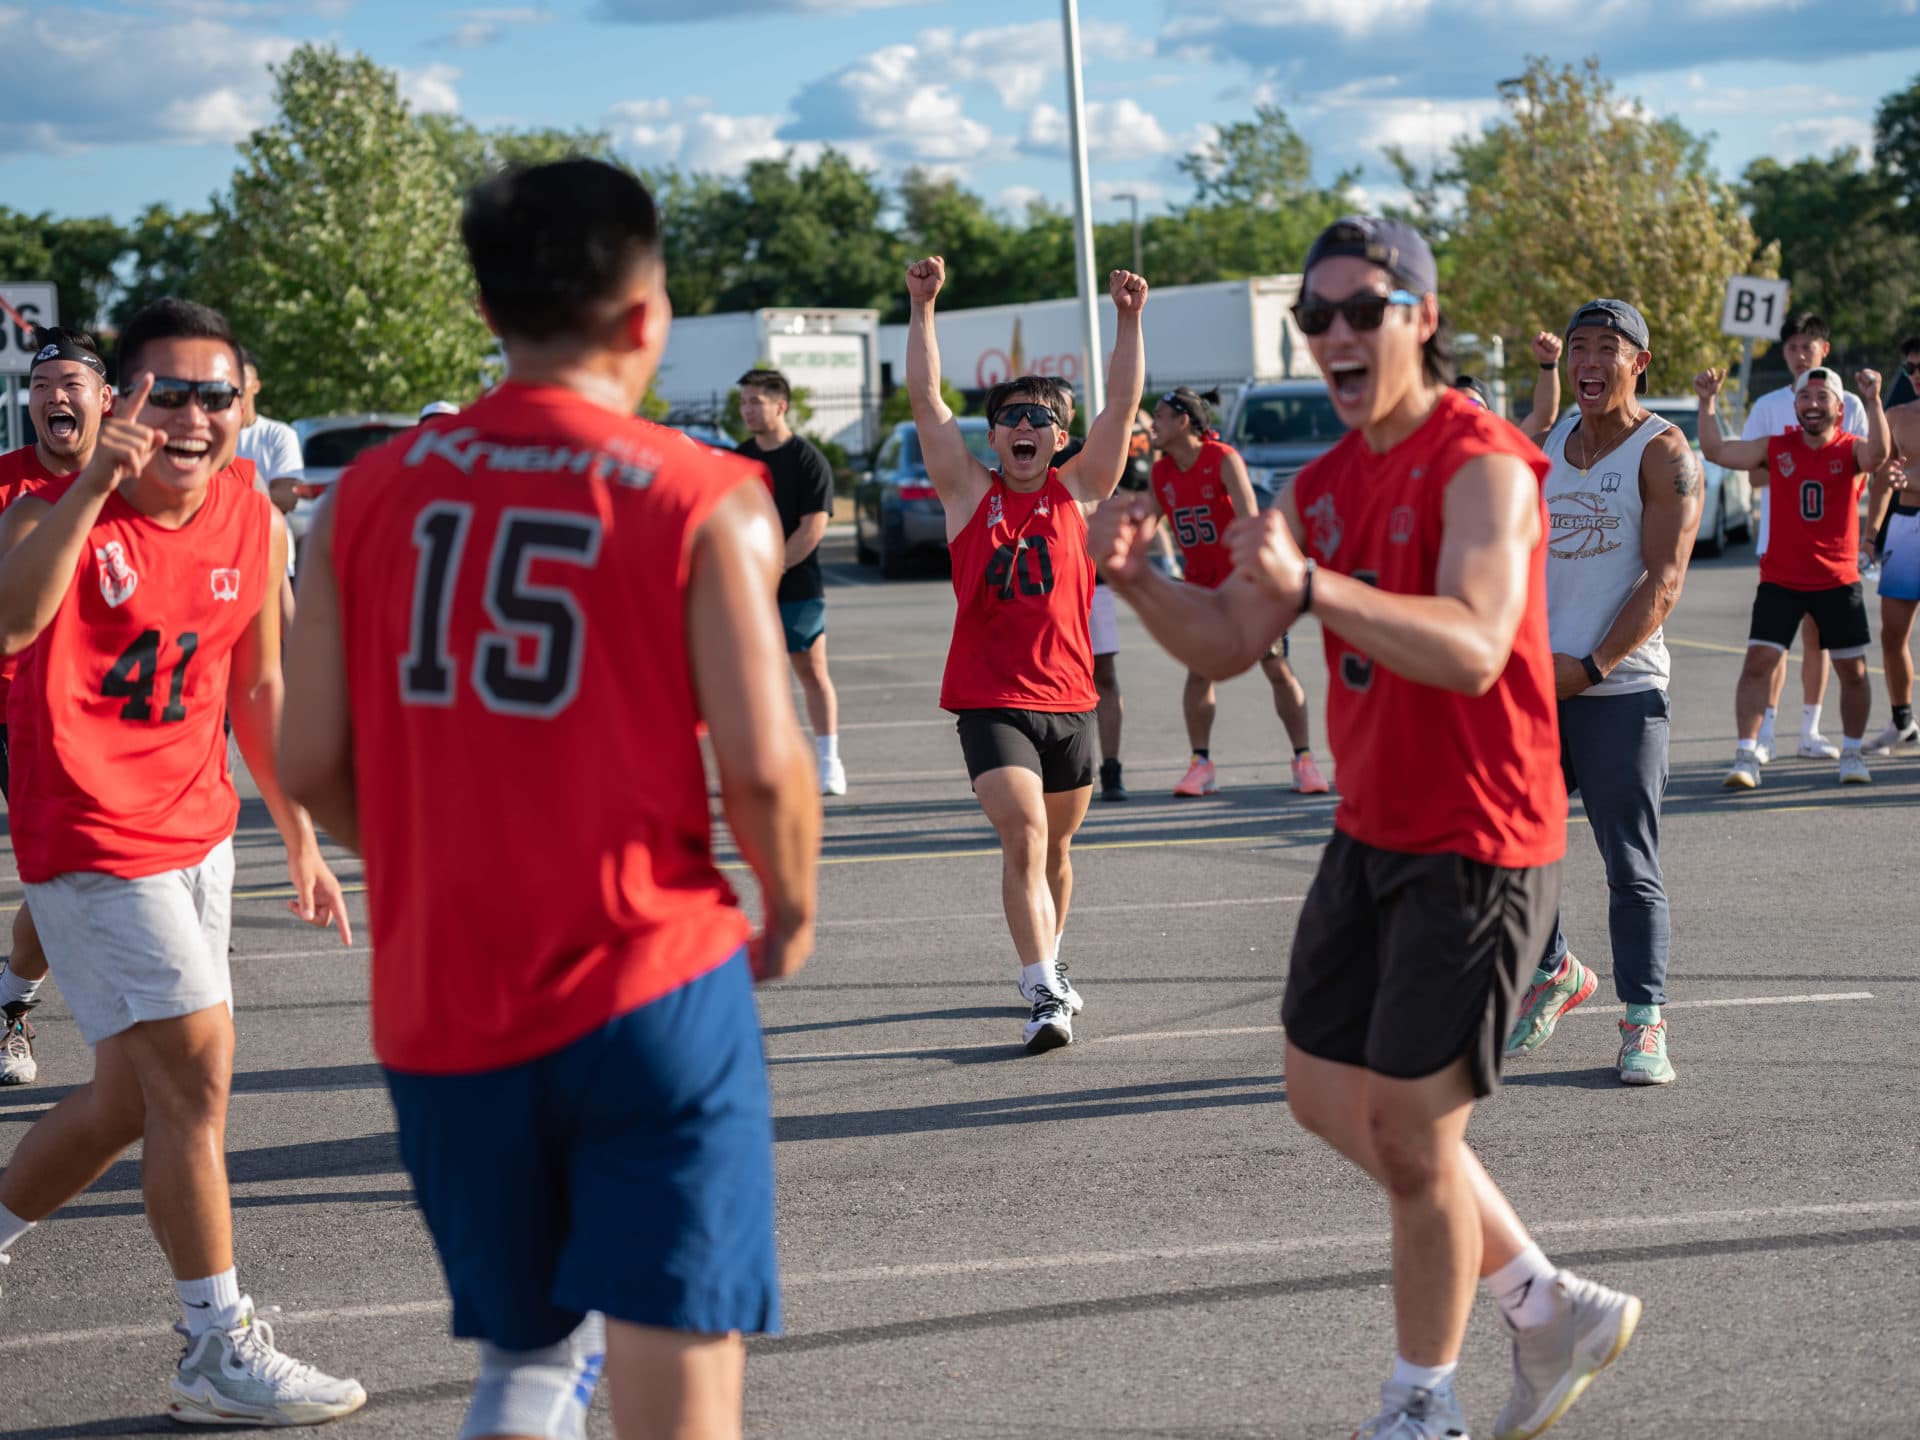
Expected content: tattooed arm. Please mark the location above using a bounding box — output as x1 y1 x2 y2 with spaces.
1558 427 1704 694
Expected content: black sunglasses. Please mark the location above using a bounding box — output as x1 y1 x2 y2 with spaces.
1291 288 1420 337
992 402 1059 430
1905 360 1920 374
143 377 241 412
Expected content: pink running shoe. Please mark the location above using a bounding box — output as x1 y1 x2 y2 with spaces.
1291 752 1330 794
1173 754 1218 796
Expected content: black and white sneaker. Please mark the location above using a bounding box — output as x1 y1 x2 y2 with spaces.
0 1001 38 1086
1023 988 1073 1053
1098 758 1129 802
1020 962 1084 1015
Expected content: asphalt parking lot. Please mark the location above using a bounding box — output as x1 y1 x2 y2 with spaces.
3 529 1917 1438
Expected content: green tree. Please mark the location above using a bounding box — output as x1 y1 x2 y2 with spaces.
0 210 128 335
895 169 1026 312
1439 57 1773 396
1873 71 1920 214
715 150 897 312
114 205 217 331
646 167 745 318
1742 150 1919 358
204 45 492 417
878 375 965 429
423 115 614 196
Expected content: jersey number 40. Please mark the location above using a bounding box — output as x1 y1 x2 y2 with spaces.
401 503 603 718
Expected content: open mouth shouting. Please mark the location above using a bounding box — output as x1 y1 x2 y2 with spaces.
1575 374 1609 407
1010 434 1041 464
42 408 80 445
1327 359 1370 408
159 436 213 476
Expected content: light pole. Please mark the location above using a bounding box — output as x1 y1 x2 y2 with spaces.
1112 190 1143 277
1060 0 1105 415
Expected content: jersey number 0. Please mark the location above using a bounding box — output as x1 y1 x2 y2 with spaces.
401 503 603 718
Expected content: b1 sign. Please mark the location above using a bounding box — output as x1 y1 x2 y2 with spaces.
1720 276 1789 342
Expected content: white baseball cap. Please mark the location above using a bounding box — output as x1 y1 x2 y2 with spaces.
1793 367 1843 395
419 400 460 419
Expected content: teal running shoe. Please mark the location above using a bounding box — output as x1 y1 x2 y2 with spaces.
1617 1006 1675 1085
1504 955 1598 1059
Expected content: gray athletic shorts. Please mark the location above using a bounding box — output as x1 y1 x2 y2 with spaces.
24 838 236 1046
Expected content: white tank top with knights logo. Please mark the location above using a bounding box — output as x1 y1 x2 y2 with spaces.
1541 410 1675 697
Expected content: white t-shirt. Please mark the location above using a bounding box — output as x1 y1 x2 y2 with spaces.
1741 384 1870 555
234 417 303 576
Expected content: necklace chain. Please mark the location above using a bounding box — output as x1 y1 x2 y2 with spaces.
1573 413 1638 473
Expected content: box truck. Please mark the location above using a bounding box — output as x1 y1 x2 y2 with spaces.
653 307 881 454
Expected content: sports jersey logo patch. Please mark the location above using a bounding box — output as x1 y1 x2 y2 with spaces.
96 541 137 607
1598 470 1623 494
1388 505 1416 545
210 568 242 602
1547 492 1623 560
1035 492 1051 517
1304 493 1342 561
1776 451 1795 479
986 491 1005 528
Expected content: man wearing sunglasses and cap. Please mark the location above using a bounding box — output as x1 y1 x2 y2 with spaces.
1502 300 1701 1089
906 253 1148 1055
1697 361 1890 786
0 328 117 1087
0 298 363 1423
1094 215 1641 1440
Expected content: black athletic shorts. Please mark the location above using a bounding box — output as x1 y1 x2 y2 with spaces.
1749 580 1870 657
1282 830 1560 1099
954 708 1096 793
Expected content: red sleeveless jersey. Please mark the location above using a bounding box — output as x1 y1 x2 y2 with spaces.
0 446 61 719
1152 440 1238 590
1291 389 1564 868
940 471 1097 712
331 383 757 1075
9 466 272 881
1762 430 1865 590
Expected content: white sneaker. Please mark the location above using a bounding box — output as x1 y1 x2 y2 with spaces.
1020 962 1084 1015
1354 1379 1471 1439
1494 1272 1641 1440
1753 738 1774 765
0 1002 38 1086
1022 987 1073 1054
1838 751 1872 785
168 1300 368 1426
1864 720 1920 755
1799 733 1841 759
820 757 847 796
1722 754 1761 789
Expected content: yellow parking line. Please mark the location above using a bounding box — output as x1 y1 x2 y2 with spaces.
1668 636 1885 677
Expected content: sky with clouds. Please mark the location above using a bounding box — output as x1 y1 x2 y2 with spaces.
2 0 1916 233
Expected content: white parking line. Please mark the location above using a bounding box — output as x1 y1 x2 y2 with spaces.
766 992 1875 1064
818 896 1302 929
5 1196 1915 1354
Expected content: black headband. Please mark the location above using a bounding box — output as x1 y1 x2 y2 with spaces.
29 339 106 380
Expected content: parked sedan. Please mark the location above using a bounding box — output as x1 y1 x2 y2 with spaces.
1222 380 1348 509
855 418 996 578
1640 397 1751 557
287 413 417 541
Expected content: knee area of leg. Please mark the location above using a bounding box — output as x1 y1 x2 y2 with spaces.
1365 1113 1443 1195
463 1314 606 1440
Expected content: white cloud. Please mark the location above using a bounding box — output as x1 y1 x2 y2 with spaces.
998 184 1044 214
0 7 294 151
598 0 933 18
609 97 675 124
397 63 463 115
1025 99 1175 158
1679 81 1855 116
610 97 881 174
1770 115 1875 160
435 6 554 49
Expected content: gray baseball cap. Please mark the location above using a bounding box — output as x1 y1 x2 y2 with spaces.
1303 216 1438 294
1565 298 1650 349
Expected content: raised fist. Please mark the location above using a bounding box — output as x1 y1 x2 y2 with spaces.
1693 368 1726 402
906 256 946 305
1855 368 1882 402
1109 270 1149 316
1530 331 1563 367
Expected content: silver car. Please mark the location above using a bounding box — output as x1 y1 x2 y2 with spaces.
287 414 418 541
1640 397 1751 557
1222 380 1348 509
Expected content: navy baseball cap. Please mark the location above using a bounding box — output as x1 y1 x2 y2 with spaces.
1302 216 1438 295
1565 298 1650 350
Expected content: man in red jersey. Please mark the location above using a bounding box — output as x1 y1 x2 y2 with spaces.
1698 364 1889 787
1148 384 1329 797
0 299 361 1424
280 158 819 1440
905 253 1146 1054
0 328 115 1086
1094 216 1641 1440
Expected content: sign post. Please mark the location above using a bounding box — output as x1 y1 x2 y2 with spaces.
1719 275 1790 428
0 282 60 452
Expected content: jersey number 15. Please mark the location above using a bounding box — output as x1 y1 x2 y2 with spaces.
401 503 603 717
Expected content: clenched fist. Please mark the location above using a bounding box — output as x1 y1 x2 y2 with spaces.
1109 270 1149 316
906 256 946 305
1855 368 1882 402
1227 509 1307 606
1530 331 1563 367
1089 494 1162 586
1693 368 1727 402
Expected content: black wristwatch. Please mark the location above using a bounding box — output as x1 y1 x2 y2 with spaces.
1580 654 1605 687
1299 558 1316 614
1540 363 1557 371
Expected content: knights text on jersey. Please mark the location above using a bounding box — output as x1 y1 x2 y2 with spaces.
1152 441 1237 590
1761 430 1865 591
940 471 1098 712
1289 389 1565 869
9 467 272 881
330 383 756 1075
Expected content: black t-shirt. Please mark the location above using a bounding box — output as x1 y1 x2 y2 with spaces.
740 433 835 603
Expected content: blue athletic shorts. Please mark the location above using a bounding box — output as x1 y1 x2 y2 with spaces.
1880 508 1920 602
384 948 779 1352
779 598 826 653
